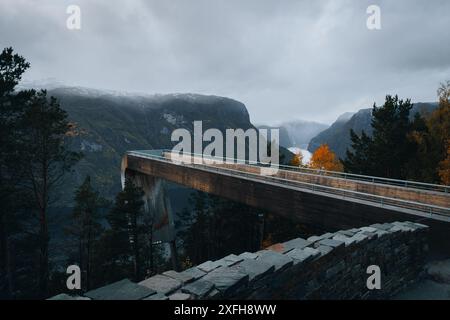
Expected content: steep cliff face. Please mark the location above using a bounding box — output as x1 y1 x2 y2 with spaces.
48 87 257 204
308 102 438 159
308 109 372 159
256 125 293 148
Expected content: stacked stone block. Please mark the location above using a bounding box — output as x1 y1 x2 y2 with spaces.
50 221 429 300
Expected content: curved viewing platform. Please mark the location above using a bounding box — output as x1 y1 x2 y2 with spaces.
123 149 450 224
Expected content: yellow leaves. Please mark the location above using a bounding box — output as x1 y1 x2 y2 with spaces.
310 144 343 172
438 141 450 185
290 152 303 167
430 81 450 185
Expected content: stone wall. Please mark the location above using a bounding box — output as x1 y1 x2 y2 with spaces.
50 221 429 300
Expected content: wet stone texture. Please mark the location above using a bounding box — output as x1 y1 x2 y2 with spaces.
49 221 429 300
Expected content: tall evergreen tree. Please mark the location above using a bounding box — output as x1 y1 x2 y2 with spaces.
107 178 145 281
67 176 107 291
19 89 81 296
344 95 415 179
344 130 373 175
0 47 32 298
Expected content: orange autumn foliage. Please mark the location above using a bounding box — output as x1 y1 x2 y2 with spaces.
438 143 450 185
434 82 450 185
310 144 343 172
290 152 303 167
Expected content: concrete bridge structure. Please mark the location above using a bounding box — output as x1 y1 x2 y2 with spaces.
121 150 450 233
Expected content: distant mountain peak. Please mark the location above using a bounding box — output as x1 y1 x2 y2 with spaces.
18 81 243 108
335 112 355 123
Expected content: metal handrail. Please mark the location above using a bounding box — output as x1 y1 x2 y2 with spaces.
127 150 450 221
136 149 449 193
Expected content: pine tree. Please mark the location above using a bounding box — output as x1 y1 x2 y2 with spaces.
67 176 107 291
344 95 414 179
19 89 81 297
107 178 145 281
0 47 33 298
343 130 375 175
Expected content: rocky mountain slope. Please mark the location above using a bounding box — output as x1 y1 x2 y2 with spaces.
45 87 260 205
308 102 438 159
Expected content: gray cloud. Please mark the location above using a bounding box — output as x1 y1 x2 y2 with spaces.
1 0 449 124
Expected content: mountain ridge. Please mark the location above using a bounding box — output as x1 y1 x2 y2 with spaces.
308 102 439 159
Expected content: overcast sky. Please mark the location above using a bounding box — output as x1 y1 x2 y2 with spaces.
1 0 449 124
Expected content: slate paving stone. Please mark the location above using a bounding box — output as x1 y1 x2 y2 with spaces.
232 258 274 281
197 260 222 273
391 225 413 233
238 252 258 260
349 233 369 244
317 238 344 249
169 292 192 300
360 226 378 233
332 234 355 246
143 292 169 300
202 266 249 296
163 270 195 284
374 230 389 237
359 231 378 239
281 237 311 253
370 223 393 231
182 279 215 298
256 250 293 272
410 222 429 230
215 256 242 267
206 289 222 299
307 232 334 243
47 293 90 300
391 222 416 232
403 221 429 231
307 235 322 242
337 230 357 237
85 279 155 300
181 267 206 281
223 254 244 266
287 247 320 264
316 245 333 256
139 274 182 295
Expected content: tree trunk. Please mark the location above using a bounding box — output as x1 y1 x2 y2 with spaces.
86 225 92 291
149 227 154 276
169 241 179 272
133 214 140 281
38 207 49 298
0 214 12 298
